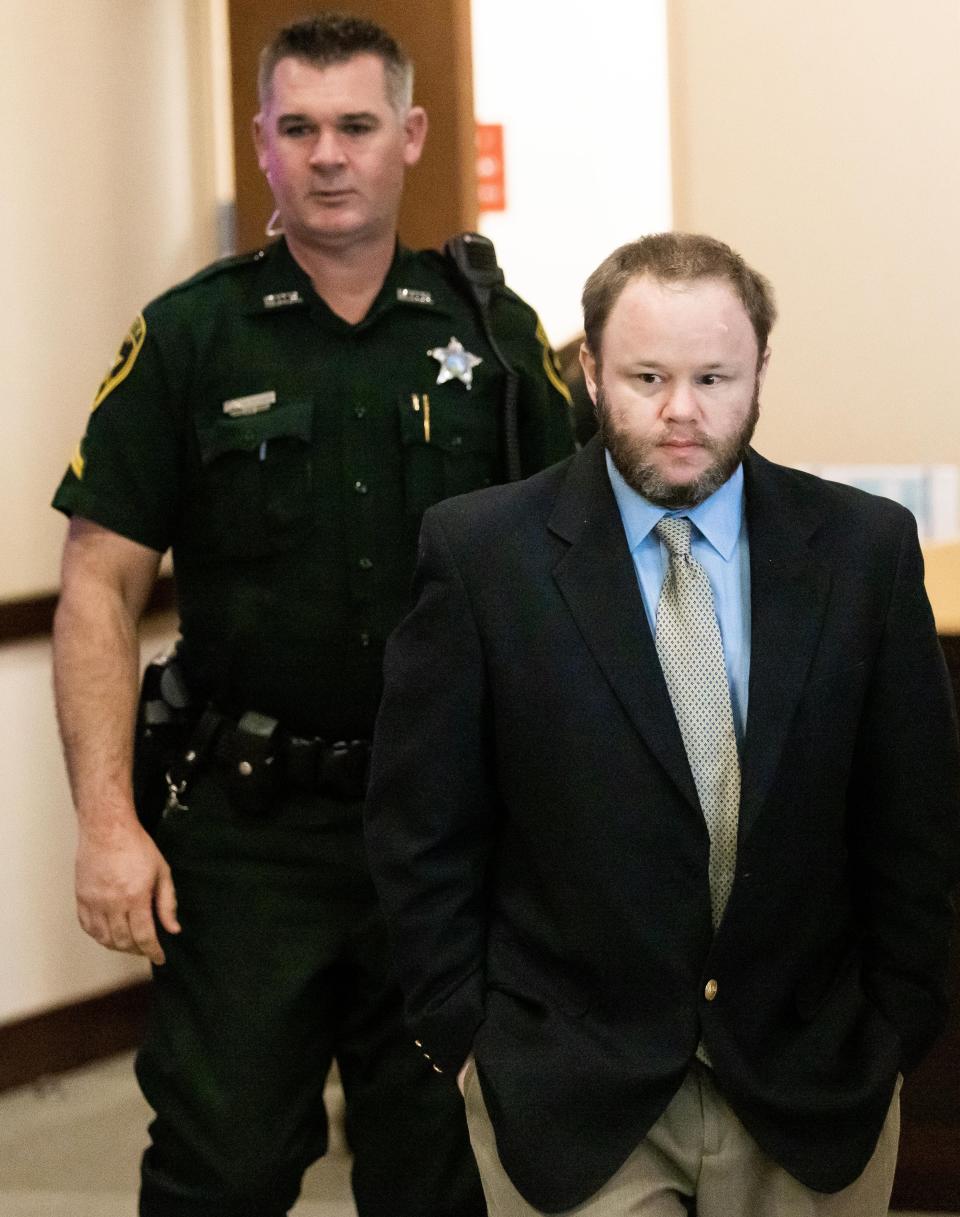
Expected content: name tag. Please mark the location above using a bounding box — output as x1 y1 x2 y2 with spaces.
263 291 304 309
397 287 434 305
222 390 276 418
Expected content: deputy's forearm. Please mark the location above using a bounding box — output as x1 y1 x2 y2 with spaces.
52 523 159 831
53 587 142 829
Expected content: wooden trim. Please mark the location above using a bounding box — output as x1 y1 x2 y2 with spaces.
892 1123 960 1211
0 574 177 646
892 631 960 1211
0 980 151 1094
0 591 59 645
940 633 960 706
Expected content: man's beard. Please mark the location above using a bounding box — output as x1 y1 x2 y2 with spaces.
596 383 760 509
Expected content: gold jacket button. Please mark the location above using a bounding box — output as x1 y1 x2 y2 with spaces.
704 979 719 1002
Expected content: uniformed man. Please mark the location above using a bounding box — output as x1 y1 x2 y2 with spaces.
51 14 574 1217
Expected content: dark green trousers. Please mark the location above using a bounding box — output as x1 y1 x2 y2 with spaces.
136 772 484 1217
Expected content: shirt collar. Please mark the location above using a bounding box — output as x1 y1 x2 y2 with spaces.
604 449 744 560
245 239 453 329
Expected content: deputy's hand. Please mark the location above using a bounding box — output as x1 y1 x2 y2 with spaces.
75 816 180 966
457 1055 474 1096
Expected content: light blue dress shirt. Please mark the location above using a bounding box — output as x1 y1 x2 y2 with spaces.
605 450 751 746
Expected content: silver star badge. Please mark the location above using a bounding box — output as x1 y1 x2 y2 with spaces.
427 337 482 391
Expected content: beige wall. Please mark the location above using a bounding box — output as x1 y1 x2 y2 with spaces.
6 0 960 1028
1 0 225 602
0 620 177 1026
1 0 224 1024
669 0 960 466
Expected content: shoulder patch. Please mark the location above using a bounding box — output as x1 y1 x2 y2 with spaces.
90 313 146 412
535 317 572 404
69 438 86 480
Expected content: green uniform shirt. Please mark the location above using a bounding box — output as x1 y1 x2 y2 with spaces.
53 239 574 736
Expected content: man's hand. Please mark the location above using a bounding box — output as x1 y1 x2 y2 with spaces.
457 1054 474 1096
76 815 180 966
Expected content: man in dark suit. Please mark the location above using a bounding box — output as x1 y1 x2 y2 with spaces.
364 233 960 1215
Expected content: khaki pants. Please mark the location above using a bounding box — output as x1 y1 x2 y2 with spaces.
463 1060 900 1217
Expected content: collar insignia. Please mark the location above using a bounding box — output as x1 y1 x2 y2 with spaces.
397 287 434 305
262 290 304 309
428 336 482 391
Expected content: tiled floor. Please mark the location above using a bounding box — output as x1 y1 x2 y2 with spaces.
0 1053 351 1216
0 1052 950 1217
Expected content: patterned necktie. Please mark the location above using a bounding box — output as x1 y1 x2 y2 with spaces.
654 516 740 930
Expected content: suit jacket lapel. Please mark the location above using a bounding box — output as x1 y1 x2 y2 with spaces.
549 440 701 814
739 450 832 840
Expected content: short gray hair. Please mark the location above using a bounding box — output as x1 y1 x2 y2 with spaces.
258 12 414 113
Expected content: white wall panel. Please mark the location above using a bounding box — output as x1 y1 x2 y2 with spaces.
472 0 672 346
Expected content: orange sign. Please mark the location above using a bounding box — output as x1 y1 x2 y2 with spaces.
476 123 506 212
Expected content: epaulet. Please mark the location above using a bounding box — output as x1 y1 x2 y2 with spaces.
414 247 449 274
155 247 269 302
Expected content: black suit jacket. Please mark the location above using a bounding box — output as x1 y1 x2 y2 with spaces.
365 439 960 1212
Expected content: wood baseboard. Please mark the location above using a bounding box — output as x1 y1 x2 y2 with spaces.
0 575 176 645
892 1122 960 1211
892 633 960 1211
0 980 151 1094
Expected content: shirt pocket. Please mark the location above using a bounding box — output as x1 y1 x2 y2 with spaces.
397 390 500 517
190 398 314 559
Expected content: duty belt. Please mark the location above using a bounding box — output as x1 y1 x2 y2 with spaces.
166 706 371 815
